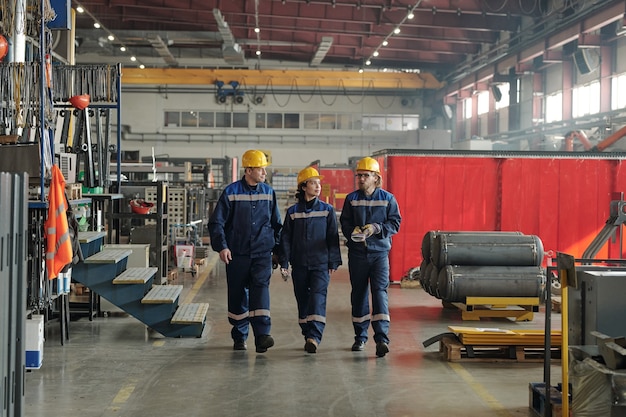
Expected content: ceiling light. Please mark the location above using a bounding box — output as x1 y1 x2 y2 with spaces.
358 68 364 73
382 40 388 46
254 27 260 33
76 6 84 13
457 8 462 16
107 34 114 41
432 7 437 15
256 50 261 56
393 27 401 34
373 51 379 57
407 10 414 19
120 46 126 52
130 56 136 61
93 22 100 29
366 60 371 65
139 64 145 69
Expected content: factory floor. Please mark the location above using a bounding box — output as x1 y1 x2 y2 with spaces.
24 248 562 417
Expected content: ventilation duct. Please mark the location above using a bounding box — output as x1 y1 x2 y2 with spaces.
213 8 246 65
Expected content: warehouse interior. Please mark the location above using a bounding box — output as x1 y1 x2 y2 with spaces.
3 1 626 417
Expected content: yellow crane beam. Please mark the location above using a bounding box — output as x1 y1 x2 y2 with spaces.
121 68 444 90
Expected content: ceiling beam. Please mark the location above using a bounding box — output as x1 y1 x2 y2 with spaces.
121 68 444 89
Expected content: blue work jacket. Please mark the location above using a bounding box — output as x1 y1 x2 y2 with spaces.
280 198 342 270
208 178 282 257
340 187 401 253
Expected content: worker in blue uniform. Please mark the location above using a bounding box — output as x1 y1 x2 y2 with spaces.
340 157 401 357
209 150 282 353
279 166 342 354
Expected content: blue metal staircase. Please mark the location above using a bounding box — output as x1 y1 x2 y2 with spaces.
74 231 208 337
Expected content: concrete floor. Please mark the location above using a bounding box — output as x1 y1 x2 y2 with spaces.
24 249 561 417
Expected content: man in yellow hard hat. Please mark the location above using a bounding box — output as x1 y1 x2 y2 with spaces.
209 149 283 353
340 156 401 357
278 166 342 353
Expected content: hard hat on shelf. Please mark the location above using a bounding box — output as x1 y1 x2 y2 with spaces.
129 199 154 215
69 94 90 110
0 35 8 60
297 166 323 185
241 149 269 168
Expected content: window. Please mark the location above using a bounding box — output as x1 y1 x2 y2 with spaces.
477 91 489 115
463 98 472 120
612 73 626 111
163 110 418 131
164 111 180 127
198 112 214 127
284 113 299 129
181 111 198 127
215 112 231 128
303 114 319 129
320 114 336 129
255 113 266 128
233 112 248 128
337 114 352 130
267 113 282 128
572 81 600 118
545 92 562 123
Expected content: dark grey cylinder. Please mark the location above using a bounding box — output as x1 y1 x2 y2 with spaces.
428 231 523 267
429 264 441 298
433 232 543 268
440 265 545 302
421 261 433 294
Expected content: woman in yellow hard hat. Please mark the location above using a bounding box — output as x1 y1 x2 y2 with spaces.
279 166 342 353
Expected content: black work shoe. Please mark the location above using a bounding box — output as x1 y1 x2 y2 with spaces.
255 335 275 353
233 340 247 351
351 340 366 351
304 338 318 354
376 341 389 357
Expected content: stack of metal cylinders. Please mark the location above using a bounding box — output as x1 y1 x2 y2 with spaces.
419 231 546 302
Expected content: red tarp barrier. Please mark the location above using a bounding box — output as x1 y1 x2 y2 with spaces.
380 152 626 282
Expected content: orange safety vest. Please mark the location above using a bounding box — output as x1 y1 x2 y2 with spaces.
45 165 73 280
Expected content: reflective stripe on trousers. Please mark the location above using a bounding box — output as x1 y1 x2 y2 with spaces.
226 255 272 341
292 266 330 344
348 250 390 344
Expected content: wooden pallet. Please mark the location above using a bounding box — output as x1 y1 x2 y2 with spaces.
450 296 540 321
439 336 561 362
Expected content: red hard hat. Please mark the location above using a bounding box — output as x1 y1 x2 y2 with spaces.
0 35 8 60
69 94 90 110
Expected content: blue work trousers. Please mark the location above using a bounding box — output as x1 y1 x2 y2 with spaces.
226 255 272 341
291 266 330 344
348 250 390 344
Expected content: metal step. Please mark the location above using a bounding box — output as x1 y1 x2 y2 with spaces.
113 267 158 284
171 303 209 324
141 285 183 304
84 248 132 264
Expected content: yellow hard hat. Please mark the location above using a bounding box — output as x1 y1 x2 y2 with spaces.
297 166 324 184
356 156 380 174
242 149 269 168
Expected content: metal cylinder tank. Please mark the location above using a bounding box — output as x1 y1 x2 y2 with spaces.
439 265 545 302
433 232 543 268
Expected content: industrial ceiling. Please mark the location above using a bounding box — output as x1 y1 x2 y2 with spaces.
71 1 625 92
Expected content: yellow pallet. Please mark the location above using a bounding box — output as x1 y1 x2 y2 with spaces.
451 296 540 321
448 326 562 346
